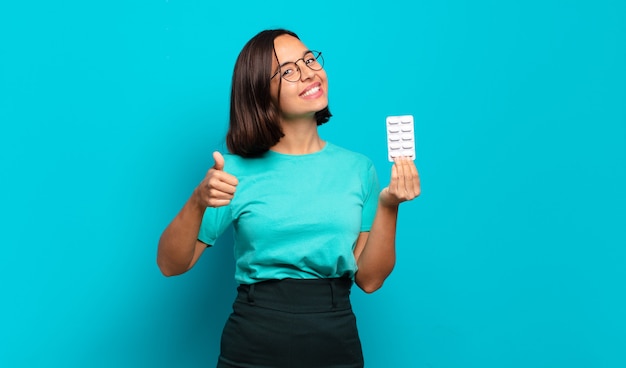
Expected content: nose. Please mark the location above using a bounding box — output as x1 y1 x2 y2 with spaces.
297 60 315 81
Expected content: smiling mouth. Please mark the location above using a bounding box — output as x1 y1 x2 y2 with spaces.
301 85 321 97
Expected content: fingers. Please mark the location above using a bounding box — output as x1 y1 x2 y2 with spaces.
208 176 237 195
390 158 405 200
212 170 239 187
212 151 225 171
200 172 238 208
407 159 421 198
211 151 238 185
390 162 399 195
390 157 420 202
196 152 239 208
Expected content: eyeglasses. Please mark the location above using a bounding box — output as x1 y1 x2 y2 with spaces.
271 50 324 82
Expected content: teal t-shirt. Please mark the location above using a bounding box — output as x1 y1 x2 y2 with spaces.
198 142 380 285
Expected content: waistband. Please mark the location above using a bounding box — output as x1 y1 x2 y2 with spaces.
236 277 353 313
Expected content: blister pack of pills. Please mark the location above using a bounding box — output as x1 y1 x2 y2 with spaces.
386 115 415 161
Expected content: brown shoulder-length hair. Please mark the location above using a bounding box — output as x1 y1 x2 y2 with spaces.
226 29 332 158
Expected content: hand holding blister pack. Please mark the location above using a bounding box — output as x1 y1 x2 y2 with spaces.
386 115 415 161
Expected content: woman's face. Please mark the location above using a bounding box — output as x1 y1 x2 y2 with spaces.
270 35 329 121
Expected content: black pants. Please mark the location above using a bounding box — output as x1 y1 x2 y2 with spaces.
217 277 364 368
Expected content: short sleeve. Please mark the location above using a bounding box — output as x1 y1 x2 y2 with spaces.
197 204 233 246
360 161 380 231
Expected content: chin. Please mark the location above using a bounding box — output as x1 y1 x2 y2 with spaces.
311 98 329 111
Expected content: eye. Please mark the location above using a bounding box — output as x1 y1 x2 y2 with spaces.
281 63 297 76
304 53 316 65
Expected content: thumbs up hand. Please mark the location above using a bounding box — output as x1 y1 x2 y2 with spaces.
194 151 239 208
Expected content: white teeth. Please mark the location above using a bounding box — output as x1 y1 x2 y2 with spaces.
302 86 320 97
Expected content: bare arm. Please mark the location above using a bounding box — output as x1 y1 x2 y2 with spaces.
157 152 238 276
354 158 420 293
157 195 210 276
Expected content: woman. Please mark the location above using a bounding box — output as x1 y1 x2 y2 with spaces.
157 29 420 368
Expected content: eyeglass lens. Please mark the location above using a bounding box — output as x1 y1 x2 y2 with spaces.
276 51 324 82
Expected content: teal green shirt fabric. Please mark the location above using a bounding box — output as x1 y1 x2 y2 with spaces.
198 142 380 285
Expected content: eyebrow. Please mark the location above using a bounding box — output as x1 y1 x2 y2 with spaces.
278 49 314 68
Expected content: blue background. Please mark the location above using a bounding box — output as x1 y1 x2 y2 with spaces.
1 1 625 367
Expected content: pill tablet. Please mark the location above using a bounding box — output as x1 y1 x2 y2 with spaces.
386 115 415 161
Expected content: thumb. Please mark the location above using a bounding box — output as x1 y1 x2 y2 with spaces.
212 151 225 171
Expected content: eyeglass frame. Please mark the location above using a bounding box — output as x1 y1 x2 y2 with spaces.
270 50 324 82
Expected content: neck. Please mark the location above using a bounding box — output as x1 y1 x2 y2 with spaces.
271 116 324 155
